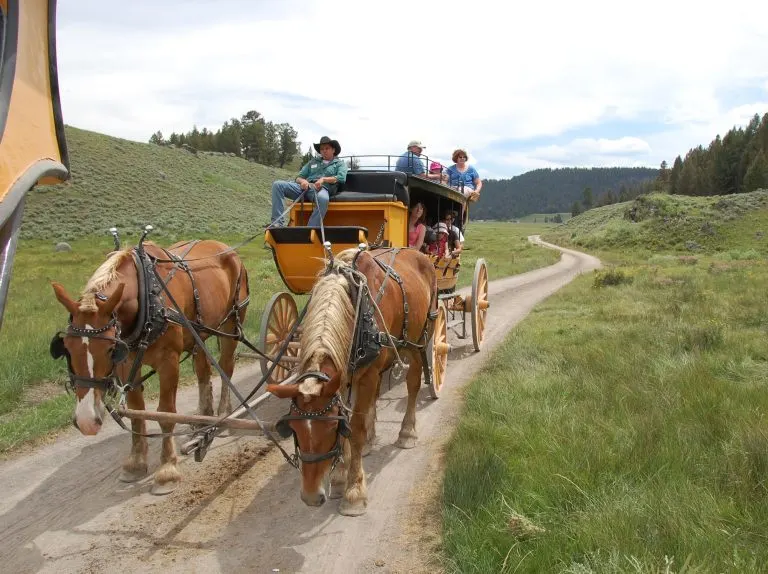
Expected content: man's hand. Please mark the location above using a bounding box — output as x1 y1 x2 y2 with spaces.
468 191 481 202
313 178 325 191
298 178 309 191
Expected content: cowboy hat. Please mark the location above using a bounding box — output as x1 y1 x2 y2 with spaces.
314 136 341 156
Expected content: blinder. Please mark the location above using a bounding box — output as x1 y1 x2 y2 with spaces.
111 340 130 364
275 417 293 438
50 333 67 360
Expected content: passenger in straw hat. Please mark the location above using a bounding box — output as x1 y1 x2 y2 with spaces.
270 136 348 227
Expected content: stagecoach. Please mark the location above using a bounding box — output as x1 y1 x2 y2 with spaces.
14 1 490 514
258 155 490 399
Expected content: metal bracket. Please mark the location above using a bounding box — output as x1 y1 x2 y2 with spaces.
193 427 217 462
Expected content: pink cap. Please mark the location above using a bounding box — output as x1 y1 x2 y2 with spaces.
429 161 442 171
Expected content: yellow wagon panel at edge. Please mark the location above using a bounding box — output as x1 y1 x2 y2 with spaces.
0 0 68 202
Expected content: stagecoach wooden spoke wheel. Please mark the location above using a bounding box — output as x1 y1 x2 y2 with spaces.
470 258 489 351
259 292 299 385
427 301 449 399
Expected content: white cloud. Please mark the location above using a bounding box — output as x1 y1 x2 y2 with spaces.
56 0 768 178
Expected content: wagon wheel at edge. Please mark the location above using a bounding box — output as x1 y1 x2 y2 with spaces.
259 292 299 385
427 301 449 399
470 258 489 351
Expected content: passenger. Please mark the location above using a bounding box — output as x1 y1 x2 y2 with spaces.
408 202 427 251
270 136 348 227
427 222 451 259
445 148 483 201
440 210 463 256
395 140 427 175
427 161 448 184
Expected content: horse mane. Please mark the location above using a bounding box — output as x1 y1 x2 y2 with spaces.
298 257 357 393
79 247 135 311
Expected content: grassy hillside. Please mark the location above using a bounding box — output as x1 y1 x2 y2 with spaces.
24 126 296 241
543 190 768 256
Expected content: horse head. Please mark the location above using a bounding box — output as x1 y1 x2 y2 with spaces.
50 281 127 436
267 359 350 507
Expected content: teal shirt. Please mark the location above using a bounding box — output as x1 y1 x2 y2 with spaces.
297 157 348 195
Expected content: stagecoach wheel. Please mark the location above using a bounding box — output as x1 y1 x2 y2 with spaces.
471 258 489 352
427 301 449 399
259 292 299 385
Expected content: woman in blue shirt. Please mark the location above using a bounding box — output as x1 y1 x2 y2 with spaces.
445 148 482 202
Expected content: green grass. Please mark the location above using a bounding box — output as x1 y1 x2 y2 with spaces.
0 222 559 454
24 126 297 241
441 191 768 573
516 212 572 223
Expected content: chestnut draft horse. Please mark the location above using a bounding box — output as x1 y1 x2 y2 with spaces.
267 246 437 516
50 239 249 495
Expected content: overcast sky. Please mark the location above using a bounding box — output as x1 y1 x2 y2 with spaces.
56 0 768 179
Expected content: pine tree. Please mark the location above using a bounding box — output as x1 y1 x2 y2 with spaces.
743 152 768 192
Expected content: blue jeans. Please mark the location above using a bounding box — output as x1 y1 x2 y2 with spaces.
271 180 329 227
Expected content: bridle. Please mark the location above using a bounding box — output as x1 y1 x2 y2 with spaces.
49 312 130 396
274 371 351 472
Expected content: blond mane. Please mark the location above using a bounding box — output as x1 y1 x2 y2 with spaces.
298 259 356 393
79 248 133 311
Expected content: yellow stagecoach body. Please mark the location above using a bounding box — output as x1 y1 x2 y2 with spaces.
264 162 469 295
0 0 70 328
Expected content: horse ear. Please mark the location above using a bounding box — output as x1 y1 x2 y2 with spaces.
323 372 341 396
51 282 80 316
266 383 300 399
98 283 125 316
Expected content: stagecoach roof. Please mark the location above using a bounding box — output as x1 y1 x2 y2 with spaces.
337 154 468 205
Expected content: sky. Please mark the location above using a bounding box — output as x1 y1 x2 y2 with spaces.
55 0 768 180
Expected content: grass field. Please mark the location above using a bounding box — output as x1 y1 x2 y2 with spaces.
516 212 572 223
440 190 768 573
0 222 559 454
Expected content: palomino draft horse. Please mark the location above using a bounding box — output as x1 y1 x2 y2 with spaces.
267 246 437 516
50 239 249 494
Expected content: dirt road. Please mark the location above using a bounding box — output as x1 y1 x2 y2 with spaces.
0 237 600 574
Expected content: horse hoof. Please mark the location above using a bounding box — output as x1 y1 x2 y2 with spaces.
150 481 179 496
118 468 148 483
362 443 373 457
339 499 367 516
395 436 417 449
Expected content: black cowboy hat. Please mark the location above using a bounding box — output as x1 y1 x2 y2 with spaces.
313 136 341 156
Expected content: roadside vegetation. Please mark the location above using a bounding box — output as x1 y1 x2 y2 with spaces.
441 190 768 573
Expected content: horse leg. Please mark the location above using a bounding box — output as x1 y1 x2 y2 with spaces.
216 334 238 416
339 370 379 517
363 386 378 457
330 381 352 498
152 356 182 495
194 346 214 417
329 437 350 500
118 387 149 482
395 351 422 449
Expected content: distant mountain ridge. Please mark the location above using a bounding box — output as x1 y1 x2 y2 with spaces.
472 166 658 220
